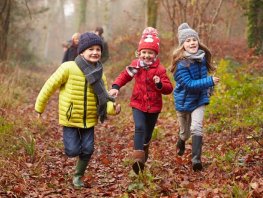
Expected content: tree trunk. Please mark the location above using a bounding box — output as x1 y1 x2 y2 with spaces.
247 0 263 54
0 0 12 61
78 0 87 32
146 0 159 28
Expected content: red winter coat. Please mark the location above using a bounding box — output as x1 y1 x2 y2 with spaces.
112 58 173 113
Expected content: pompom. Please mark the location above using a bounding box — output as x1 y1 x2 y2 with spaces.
177 23 199 46
178 23 190 31
142 27 158 36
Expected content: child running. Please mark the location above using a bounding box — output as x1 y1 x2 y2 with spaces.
35 32 121 188
109 27 173 174
170 23 220 171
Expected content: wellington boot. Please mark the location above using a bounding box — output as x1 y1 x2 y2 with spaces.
73 175 84 189
192 136 203 171
143 143 150 162
176 138 185 156
132 150 145 175
72 158 89 188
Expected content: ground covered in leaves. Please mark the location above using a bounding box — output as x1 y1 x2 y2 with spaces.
0 64 262 198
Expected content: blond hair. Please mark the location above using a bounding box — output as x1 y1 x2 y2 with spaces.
169 42 215 74
72 32 80 40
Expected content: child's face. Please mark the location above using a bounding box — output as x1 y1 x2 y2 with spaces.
138 49 157 65
81 45 101 64
73 36 79 45
183 37 199 54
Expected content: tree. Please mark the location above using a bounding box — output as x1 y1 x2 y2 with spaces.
0 0 11 61
146 0 159 28
78 0 87 32
161 0 224 46
247 0 263 54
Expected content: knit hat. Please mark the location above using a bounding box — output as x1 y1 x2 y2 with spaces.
178 23 199 46
77 32 103 54
138 27 160 54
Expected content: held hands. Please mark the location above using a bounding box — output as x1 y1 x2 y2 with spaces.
212 76 220 85
114 103 121 114
108 89 119 98
109 89 121 115
153 75 160 83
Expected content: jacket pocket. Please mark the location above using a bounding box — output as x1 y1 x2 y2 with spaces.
131 92 139 101
66 102 73 121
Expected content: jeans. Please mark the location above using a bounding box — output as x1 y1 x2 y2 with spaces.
63 126 94 160
132 108 159 150
176 105 205 141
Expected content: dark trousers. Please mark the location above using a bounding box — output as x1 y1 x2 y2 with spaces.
132 108 159 150
63 126 94 160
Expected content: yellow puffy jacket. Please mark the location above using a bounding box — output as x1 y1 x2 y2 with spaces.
35 61 116 128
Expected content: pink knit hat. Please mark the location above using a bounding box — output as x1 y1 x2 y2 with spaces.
138 27 160 54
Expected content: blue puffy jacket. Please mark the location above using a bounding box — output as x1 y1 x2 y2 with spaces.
173 58 214 112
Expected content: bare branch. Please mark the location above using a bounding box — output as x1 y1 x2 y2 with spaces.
24 0 32 19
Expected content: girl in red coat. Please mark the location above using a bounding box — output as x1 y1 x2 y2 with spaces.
109 27 173 174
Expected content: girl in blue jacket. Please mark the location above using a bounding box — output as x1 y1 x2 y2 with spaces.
170 23 220 171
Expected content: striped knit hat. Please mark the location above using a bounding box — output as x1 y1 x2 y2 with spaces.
138 27 160 54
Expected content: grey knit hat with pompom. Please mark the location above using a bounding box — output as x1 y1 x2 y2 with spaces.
178 23 199 45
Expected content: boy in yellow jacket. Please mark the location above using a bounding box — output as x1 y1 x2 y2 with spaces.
35 32 120 188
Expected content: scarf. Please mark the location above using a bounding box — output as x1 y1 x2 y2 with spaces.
126 59 155 77
75 55 115 123
184 49 205 61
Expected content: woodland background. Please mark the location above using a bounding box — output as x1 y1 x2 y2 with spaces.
0 0 262 197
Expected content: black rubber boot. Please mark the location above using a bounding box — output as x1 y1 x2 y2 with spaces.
176 138 185 156
192 136 203 171
143 143 150 162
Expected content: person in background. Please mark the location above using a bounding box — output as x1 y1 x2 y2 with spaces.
109 27 173 174
169 23 220 171
62 32 80 63
62 40 72 52
94 26 109 63
35 32 121 188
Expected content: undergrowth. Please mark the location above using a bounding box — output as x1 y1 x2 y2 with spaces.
206 58 263 135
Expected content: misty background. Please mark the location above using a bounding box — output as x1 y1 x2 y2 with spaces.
5 0 247 64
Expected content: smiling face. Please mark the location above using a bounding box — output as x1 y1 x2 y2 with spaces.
138 49 157 65
183 36 199 54
81 45 101 64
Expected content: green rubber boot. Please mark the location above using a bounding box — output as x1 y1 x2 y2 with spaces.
72 158 89 188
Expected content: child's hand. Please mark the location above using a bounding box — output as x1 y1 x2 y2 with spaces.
36 112 41 119
115 103 121 114
212 76 220 85
153 75 160 83
109 89 119 97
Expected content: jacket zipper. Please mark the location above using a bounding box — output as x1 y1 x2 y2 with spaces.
83 79 87 128
182 62 201 107
182 90 188 107
198 62 202 99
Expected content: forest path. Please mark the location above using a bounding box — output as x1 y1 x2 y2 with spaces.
0 65 262 197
